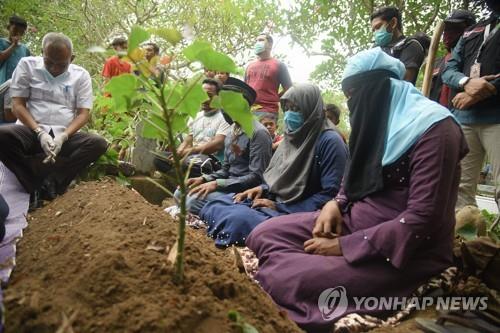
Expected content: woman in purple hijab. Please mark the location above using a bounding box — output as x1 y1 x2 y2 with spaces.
246 48 469 333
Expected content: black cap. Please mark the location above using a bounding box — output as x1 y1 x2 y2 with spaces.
444 9 476 26
222 77 257 106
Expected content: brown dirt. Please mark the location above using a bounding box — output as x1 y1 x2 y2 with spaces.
4 180 303 333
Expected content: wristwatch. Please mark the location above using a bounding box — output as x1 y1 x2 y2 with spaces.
33 127 43 135
458 76 470 90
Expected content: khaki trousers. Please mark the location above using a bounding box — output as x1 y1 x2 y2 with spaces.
456 124 500 210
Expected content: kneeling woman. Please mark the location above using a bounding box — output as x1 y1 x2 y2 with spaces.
246 48 468 333
200 83 348 247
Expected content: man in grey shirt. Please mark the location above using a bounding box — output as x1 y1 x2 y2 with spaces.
176 78 272 215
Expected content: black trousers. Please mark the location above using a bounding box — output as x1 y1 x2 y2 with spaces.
0 124 108 193
0 194 8 241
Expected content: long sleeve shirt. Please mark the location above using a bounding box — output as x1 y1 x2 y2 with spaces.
267 130 347 214
203 120 272 193
442 21 500 125
338 118 468 270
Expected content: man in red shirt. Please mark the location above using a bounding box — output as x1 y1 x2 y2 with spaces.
102 37 131 82
245 33 292 116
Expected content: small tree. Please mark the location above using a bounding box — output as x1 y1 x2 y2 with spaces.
102 26 254 283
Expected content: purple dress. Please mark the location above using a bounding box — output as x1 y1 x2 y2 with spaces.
246 118 468 333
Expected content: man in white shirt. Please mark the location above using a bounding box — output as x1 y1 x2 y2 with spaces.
154 78 230 176
0 32 107 197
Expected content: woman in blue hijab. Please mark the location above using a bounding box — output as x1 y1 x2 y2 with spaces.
246 48 468 333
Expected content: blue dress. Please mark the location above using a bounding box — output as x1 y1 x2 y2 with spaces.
199 130 348 247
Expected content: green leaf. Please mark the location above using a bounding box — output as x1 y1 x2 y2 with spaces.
183 40 212 61
210 95 223 109
242 323 259 333
116 174 131 187
220 90 254 136
152 28 183 46
196 49 237 73
456 223 478 241
164 79 207 118
142 114 167 139
227 310 240 322
177 81 208 117
128 25 150 54
172 113 190 134
104 74 138 97
104 74 139 114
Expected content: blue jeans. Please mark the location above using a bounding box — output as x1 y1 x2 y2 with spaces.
173 189 226 216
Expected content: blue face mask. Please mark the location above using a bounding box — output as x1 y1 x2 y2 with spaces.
374 25 393 46
41 67 69 84
254 41 266 55
284 110 304 132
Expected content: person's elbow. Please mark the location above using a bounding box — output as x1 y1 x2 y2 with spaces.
77 108 91 123
11 97 26 118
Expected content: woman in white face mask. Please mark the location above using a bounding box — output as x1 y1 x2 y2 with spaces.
199 83 348 248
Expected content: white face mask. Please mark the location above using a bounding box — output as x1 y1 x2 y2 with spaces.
41 67 69 84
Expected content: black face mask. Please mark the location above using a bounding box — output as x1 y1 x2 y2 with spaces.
222 111 233 125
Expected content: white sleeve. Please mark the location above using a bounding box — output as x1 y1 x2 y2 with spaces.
10 59 31 98
216 116 231 136
76 70 93 109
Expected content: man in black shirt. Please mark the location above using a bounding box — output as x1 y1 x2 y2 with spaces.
370 6 426 85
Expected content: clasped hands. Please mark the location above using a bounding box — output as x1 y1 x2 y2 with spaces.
304 200 344 256
38 130 68 164
452 75 499 110
233 186 276 210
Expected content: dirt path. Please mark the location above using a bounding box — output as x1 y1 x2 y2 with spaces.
4 180 302 333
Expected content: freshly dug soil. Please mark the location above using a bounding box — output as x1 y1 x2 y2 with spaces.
4 180 302 333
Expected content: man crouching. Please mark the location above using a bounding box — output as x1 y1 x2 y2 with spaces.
0 32 107 199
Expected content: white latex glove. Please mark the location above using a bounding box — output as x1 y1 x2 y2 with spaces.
38 131 55 162
52 133 69 157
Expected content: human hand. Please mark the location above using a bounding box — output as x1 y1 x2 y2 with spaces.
312 200 343 238
177 147 192 158
233 186 263 203
186 177 204 189
452 92 481 110
464 78 497 100
11 36 20 46
251 198 276 210
38 131 55 163
188 181 217 199
481 73 500 81
304 237 343 256
52 133 68 157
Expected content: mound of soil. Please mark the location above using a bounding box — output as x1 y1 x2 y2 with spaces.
4 180 302 333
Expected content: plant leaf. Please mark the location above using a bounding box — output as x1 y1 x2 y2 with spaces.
128 26 150 54
242 323 259 333
152 28 183 46
142 114 167 139
104 74 138 97
197 49 237 73
210 95 223 109
220 90 254 136
183 40 212 61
